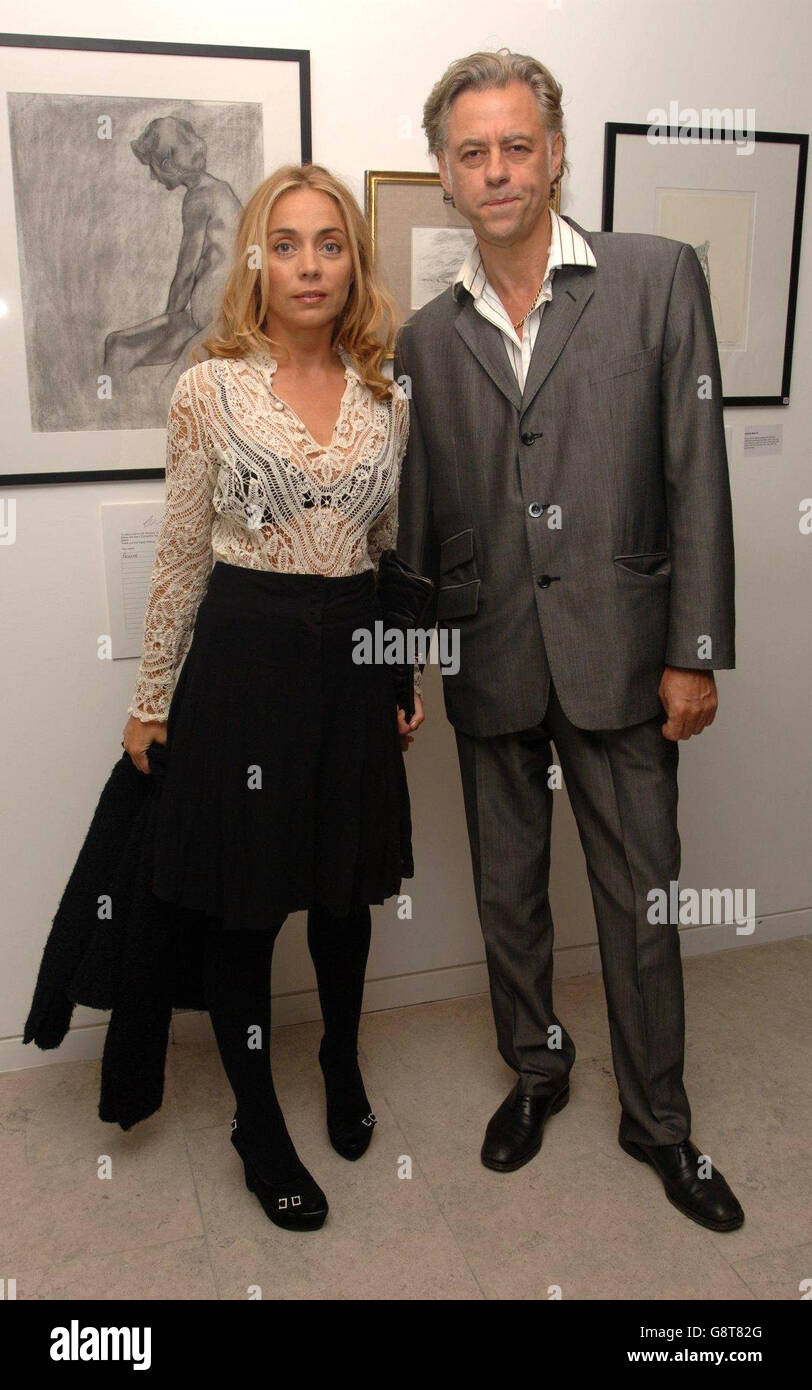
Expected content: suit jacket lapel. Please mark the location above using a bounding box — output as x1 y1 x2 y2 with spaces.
453 292 522 411
520 264 595 415
451 215 597 417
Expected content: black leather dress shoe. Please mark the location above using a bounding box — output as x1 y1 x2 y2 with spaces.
481 1081 570 1172
619 1134 744 1232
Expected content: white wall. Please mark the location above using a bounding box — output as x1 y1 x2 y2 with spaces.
3 0 810 1068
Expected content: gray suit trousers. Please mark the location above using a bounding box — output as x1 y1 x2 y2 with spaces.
454 679 690 1146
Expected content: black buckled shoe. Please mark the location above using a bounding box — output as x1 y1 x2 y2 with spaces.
619 1133 744 1232
317 1037 377 1161
230 1116 328 1231
481 1081 570 1172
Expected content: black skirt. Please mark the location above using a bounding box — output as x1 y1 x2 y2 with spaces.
150 560 413 932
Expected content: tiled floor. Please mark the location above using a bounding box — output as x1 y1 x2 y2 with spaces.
3 936 811 1299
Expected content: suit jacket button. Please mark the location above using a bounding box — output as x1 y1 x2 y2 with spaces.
537 574 552 589
521 431 534 445
528 502 544 517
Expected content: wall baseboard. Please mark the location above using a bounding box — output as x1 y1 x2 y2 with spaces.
4 908 809 1072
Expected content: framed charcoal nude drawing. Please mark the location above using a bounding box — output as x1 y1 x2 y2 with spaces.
0 33 311 484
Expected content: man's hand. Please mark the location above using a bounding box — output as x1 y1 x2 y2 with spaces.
659 667 717 740
397 693 425 751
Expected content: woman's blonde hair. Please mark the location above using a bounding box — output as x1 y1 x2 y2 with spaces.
422 49 569 191
195 163 397 399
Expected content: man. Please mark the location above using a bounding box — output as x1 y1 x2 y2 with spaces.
394 50 743 1231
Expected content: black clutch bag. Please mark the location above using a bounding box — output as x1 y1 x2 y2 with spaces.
376 549 436 721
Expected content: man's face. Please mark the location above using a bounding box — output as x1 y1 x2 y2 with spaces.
437 80 562 247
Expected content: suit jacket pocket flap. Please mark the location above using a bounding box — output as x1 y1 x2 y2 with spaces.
614 550 671 577
436 578 480 619
439 528 474 572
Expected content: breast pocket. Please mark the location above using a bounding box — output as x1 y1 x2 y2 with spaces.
436 527 480 619
588 345 658 382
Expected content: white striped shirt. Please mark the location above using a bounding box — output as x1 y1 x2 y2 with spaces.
456 207 597 390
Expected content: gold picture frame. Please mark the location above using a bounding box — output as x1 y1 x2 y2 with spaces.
365 170 561 354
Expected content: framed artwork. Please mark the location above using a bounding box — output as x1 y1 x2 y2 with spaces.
0 32 311 485
365 169 561 353
602 122 808 406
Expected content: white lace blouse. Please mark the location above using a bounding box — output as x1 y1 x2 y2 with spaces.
127 344 421 723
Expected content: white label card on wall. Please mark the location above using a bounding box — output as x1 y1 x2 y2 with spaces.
743 425 783 457
101 501 164 660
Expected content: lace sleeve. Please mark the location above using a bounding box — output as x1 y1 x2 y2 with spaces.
127 370 215 723
367 387 423 701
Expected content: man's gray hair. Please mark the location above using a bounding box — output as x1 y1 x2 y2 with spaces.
422 49 569 188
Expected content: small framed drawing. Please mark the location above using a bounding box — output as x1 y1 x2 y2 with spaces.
602 122 808 406
0 32 311 484
365 169 561 354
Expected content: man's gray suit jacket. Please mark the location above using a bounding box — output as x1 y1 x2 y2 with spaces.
393 214 736 737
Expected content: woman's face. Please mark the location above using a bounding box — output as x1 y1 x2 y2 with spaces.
264 187 354 338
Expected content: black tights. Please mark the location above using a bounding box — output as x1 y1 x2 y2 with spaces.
200 903 372 1181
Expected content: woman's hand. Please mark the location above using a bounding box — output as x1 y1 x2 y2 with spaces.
397 693 425 751
122 713 168 774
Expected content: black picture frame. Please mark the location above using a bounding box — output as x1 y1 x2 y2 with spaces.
602 122 807 407
0 32 312 485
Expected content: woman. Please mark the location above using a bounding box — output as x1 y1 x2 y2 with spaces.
121 163 426 1232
